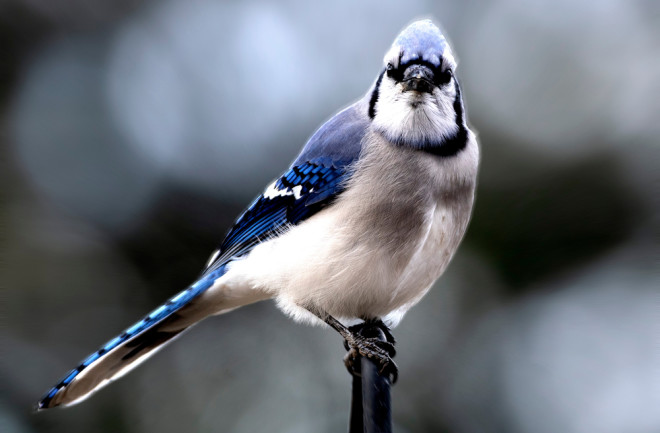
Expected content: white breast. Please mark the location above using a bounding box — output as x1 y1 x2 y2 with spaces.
224 131 479 327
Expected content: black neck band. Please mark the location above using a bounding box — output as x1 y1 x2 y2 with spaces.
368 69 385 119
420 78 468 157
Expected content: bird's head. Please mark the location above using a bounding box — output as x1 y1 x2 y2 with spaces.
369 20 467 152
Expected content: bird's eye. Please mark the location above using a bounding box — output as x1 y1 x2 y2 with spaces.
436 69 453 85
386 63 397 78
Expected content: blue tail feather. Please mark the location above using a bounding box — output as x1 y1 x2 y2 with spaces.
37 265 227 410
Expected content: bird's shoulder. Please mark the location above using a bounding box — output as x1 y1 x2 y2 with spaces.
293 101 370 167
202 100 370 275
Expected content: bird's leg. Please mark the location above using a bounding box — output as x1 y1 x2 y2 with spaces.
304 306 398 382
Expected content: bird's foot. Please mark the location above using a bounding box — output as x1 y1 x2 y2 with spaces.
343 320 398 383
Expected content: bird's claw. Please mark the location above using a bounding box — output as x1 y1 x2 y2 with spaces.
343 323 398 383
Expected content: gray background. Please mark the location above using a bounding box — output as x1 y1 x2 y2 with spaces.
2 0 658 432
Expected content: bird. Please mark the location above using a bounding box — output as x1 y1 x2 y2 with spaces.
37 19 479 410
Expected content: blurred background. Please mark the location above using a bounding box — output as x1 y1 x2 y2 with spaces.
2 0 658 432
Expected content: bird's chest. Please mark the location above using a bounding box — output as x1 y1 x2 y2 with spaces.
392 197 463 300
337 145 473 313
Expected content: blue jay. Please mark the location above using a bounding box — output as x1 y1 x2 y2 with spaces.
38 19 479 409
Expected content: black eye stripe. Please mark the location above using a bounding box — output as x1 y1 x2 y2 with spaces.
386 63 403 81
436 69 452 85
387 58 452 86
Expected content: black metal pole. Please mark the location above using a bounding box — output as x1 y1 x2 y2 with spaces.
348 325 393 433
349 366 364 432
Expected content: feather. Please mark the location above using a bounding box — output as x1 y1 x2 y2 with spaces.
37 267 226 409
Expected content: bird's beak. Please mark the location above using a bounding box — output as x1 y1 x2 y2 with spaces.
402 64 435 93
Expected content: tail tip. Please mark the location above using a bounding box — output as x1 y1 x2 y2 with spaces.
34 400 48 412
36 388 61 411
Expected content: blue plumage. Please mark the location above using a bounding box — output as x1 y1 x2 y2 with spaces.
294 105 367 167
203 160 348 275
38 266 226 409
393 19 448 67
38 101 367 410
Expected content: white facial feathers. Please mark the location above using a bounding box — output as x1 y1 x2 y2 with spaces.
372 71 459 147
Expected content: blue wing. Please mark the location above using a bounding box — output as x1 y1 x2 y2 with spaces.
203 162 344 274
203 103 368 275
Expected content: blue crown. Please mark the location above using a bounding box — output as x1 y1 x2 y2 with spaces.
394 20 448 68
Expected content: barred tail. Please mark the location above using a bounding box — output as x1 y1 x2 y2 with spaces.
37 266 228 410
